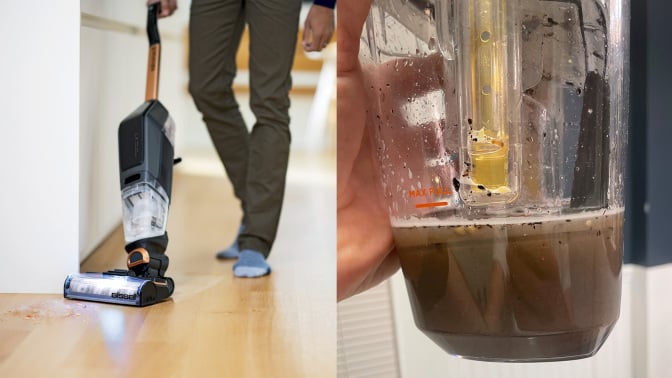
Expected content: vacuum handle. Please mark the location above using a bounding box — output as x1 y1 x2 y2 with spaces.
145 3 161 101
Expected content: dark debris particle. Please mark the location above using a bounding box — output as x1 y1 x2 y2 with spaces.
477 184 486 190
467 118 473 125
487 192 492 197
452 178 461 192
544 17 559 26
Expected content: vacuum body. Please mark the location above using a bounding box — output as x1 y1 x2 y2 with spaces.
65 3 176 306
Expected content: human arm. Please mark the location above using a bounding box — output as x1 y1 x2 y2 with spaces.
302 1 336 52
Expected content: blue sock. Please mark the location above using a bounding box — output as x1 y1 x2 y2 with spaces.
215 224 245 259
233 250 271 278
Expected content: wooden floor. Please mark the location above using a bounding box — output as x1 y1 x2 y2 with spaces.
0 154 336 377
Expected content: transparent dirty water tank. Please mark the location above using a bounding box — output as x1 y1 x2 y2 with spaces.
120 116 175 245
360 0 629 361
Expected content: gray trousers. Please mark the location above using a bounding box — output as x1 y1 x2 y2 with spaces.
188 0 302 256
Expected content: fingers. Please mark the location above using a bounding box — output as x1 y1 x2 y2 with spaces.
302 18 323 52
161 0 178 18
147 0 178 18
301 20 311 51
302 5 335 52
303 25 333 52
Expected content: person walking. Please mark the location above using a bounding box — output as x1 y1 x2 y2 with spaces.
152 0 335 278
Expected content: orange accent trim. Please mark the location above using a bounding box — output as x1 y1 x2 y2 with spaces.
127 248 150 269
415 201 449 209
145 44 161 101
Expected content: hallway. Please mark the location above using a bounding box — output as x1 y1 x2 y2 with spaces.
0 154 335 377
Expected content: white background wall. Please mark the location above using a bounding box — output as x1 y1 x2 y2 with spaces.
0 2 80 293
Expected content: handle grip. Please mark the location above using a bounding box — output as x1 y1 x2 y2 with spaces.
147 2 161 46
145 3 161 101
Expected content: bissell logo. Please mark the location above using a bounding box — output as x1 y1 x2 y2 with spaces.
111 292 137 300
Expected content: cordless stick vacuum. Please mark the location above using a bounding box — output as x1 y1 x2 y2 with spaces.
64 3 177 306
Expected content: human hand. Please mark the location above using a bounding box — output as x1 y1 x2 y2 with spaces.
337 0 399 301
302 5 335 52
147 0 178 18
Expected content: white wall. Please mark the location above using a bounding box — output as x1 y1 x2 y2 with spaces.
0 2 80 293
645 264 672 378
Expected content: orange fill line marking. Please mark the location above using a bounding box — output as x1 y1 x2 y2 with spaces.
415 201 449 209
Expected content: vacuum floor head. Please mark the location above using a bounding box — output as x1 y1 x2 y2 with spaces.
64 272 173 307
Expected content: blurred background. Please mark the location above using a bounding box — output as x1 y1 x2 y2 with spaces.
0 0 335 291
337 1 672 377
0 1 336 375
